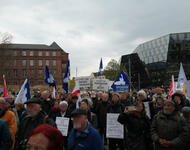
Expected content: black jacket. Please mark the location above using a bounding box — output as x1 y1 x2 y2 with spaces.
118 111 152 150
66 102 76 117
96 101 109 129
15 110 56 150
107 102 125 114
41 98 54 115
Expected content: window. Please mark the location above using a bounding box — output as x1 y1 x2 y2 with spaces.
14 51 17 56
38 70 43 77
52 51 56 56
22 51 26 56
6 70 10 77
39 60 43 66
14 69 17 78
46 51 49 56
30 51 34 56
53 70 56 76
14 60 17 66
62 63 66 68
30 60 34 66
23 69 26 77
53 60 56 66
46 60 49 66
22 60 26 66
30 70 34 77
38 51 42 56
62 72 65 77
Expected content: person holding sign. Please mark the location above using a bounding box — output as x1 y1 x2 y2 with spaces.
118 101 153 150
107 93 125 150
67 108 104 150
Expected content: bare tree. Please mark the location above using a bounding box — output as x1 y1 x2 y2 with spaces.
0 32 13 77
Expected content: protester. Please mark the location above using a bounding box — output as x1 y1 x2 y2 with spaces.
137 89 155 118
154 96 164 115
182 106 190 150
26 124 64 150
120 92 132 107
41 90 54 114
96 93 110 145
172 91 190 112
0 97 17 150
0 119 12 150
80 99 98 128
118 101 152 150
66 95 78 117
48 101 62 121
67 108 104 150
15 97 56 150
151 100 189 150
15 102 27 123
59 101 68 117
107 93 125 150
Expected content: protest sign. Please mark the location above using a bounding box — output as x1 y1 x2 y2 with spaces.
106 113 124 139
93 79 109 91
143 102 151 118
75 76 91 89
56 117 70 136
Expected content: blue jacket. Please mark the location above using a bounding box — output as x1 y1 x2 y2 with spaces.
68 122 104 150
0 119 12 150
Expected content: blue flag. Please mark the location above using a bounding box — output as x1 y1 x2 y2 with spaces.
45 66 56 87
98 58 103 76
62 60 70 93
111 71 129 92
15 78 31 103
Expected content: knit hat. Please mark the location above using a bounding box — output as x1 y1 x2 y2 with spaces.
112 92 120 99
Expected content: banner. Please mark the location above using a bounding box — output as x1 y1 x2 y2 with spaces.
56 117 70 136
75 76 91 89
93 79 109 91
111 71 129 92
106 113 124 139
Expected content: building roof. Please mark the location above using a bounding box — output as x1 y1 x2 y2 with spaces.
1 42 67 53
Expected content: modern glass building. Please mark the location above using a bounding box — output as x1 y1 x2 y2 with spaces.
121 32 190 89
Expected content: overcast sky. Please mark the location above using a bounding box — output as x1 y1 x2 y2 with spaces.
0 0 190 77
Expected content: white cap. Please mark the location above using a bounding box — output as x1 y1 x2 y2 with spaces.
59 101 68 107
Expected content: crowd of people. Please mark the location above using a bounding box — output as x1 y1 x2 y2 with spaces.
0 87 190 150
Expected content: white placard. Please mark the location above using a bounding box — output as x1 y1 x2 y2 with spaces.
56 117 70 136
106 113 124 139
93 79 109 91
144 102 151 118
75 76 91 89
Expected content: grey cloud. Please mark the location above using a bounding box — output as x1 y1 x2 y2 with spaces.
0 0 190 76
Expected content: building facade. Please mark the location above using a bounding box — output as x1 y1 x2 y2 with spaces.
0 42 69 86
121 32 190 89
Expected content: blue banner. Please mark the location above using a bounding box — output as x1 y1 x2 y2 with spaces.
111 71 129 92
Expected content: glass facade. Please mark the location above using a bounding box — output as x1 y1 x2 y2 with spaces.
121 32 190 88
134 35 169 64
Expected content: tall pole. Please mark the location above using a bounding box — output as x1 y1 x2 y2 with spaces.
128 57 132 92
76 67 78 77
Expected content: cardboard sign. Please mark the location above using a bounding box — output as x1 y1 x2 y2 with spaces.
93 79 109 91
106 113 124 139
56 117 70 136
75 77 91 89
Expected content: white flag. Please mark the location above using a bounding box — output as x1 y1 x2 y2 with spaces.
15 78 31 103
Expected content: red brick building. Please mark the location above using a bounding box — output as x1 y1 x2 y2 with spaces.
1 42 69 86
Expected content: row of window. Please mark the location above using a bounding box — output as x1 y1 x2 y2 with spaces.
13 60 57 67
10 69 58 78
14 51 57 57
